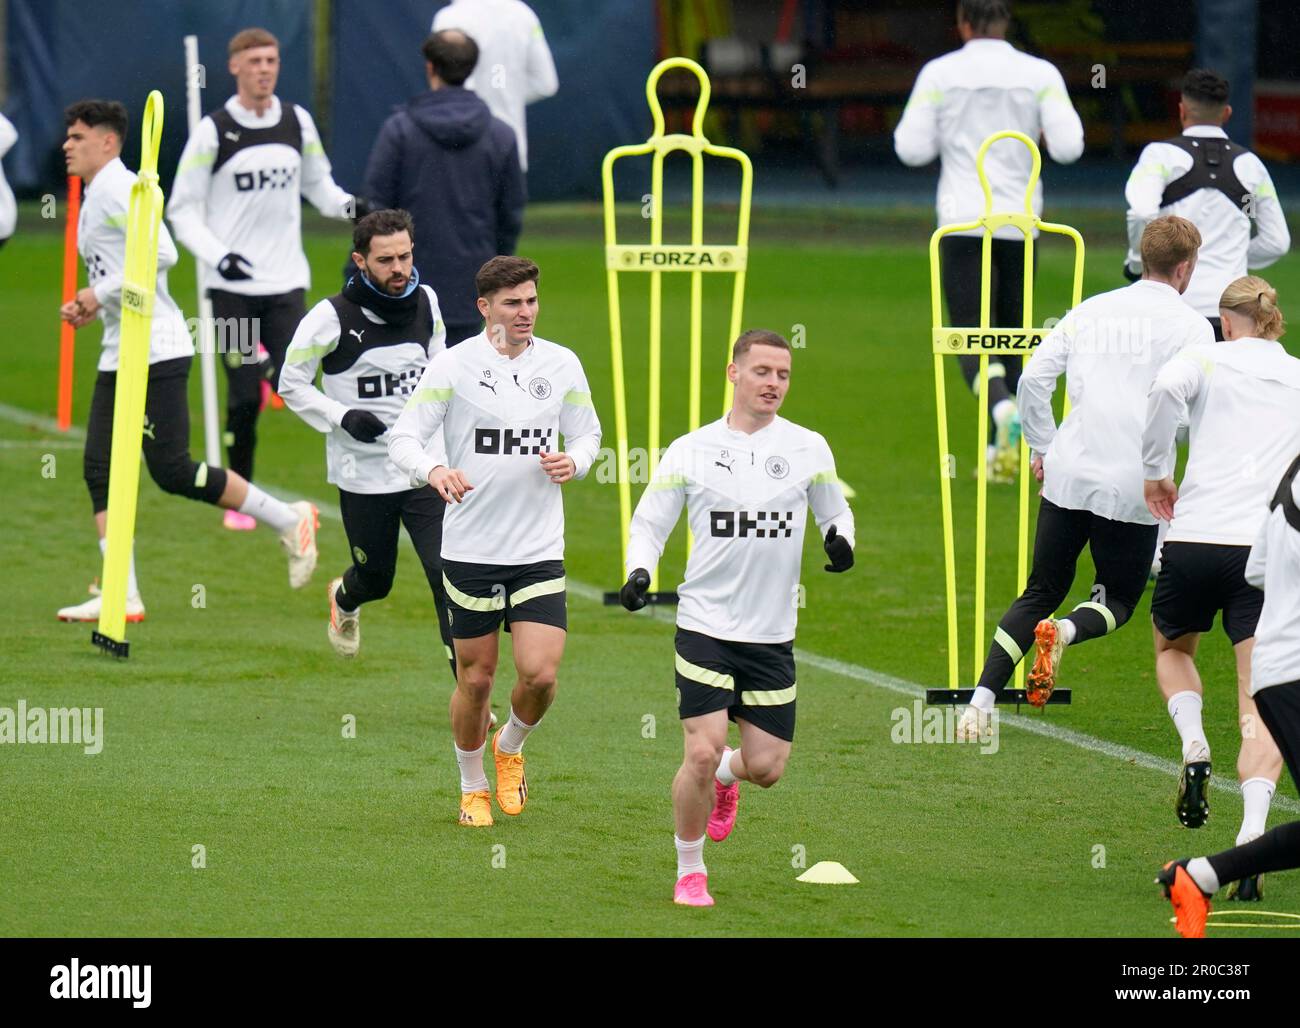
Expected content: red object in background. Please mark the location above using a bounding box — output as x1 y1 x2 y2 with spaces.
1255 82 1300 160
58 175 81 433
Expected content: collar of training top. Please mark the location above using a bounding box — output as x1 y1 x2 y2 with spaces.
1182 124 1229 139
342 270 422 327
479 332 534 363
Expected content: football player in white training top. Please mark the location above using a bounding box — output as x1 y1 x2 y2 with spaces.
619 330 856 907
388 256 601 828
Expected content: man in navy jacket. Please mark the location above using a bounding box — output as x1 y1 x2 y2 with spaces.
362 30 526 346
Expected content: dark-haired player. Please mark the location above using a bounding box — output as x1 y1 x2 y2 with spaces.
279 209 454 672
619 330 855 907
56 100 317 623
1125 68 1290 340
388 256 601 828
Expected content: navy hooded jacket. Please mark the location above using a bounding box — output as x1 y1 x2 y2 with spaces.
362 86 525 331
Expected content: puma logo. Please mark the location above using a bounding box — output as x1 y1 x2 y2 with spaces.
224 131 240 142
715 460 734 474
348 329 365 344
479 380 498 395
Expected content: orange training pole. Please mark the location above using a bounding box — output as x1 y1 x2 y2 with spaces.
57 175 82 432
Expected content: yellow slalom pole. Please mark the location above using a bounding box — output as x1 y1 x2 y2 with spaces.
930 129 1085 699
601 56 752 597
94 90 166 657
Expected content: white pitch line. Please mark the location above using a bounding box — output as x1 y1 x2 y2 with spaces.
3 401 1294 814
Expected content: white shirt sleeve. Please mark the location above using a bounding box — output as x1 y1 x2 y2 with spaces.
1142 350 1205 480
559 359 601 479
1017 317 1073 456
523 14 559 104
296 107 354 220
0 114 17 157
1124 144 1170 273
389 351 454 488
808 434 854 549
893 63 941 167
166 117 231 268
1244 508 1270 590
1037 64 1084 164
626 441 686 576
278 301 349 433
1245 161 1291 270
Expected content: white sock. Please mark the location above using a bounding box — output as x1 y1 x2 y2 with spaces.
455 742 489 793
970 686 997 713
716 747 738 786
992 398 1016 428
99 537 140 598
496 708 538 755
675 834 706 879
238 484 299 533
1238 777 1275 844
1185 856 1219 895
1058 618 1077 646
1166 691 1209 762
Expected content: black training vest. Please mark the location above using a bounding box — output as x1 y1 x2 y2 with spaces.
1269 453 1300 533
1159 135 1252 213
322 289 435 375
210 103 303 175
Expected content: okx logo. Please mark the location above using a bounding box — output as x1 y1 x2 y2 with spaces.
710 510 795 539
475 427 553 456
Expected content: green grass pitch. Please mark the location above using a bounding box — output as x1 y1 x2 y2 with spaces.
2 201 1299 936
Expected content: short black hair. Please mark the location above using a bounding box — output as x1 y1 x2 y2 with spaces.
1181 68 1230 109
957 0 1011 33
64 100 129 146
353 208 415 255
421 29 479 86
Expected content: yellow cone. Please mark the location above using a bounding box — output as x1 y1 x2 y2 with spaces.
796 861 859 885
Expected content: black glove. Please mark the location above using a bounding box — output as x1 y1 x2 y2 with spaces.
619 568 651 611
1121 261 1141 283
341 409 388 443
217 252 254 281
349 195 374 220
823 525 853 573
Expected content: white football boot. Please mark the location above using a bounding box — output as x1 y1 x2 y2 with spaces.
326 577 360 657
956 704 991 743
280 501 320 589
57 587 145 623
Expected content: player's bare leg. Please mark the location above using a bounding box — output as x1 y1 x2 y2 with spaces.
1229 637 1283 899
672 711 729 906
1155 628 1212 828
451 631 499 826
709 717 793 843
492 621 566 815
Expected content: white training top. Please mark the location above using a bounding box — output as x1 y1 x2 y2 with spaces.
279 285 448 495
1125 126 1290 318
1247 470 1300 694
78 158 193 372
626 414 855 644
1142 337 1300 545
893 38 1083 240
432 0 559 171
167 96 353 296
0 113 17 239
387 332 602 564
1018 279 1213 524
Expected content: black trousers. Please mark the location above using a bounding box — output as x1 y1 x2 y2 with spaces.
1205 681 1300 886
939 235 1036 421
84 356 227 515
337 486 456 679
208 288 307 482
975 498 1158 694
